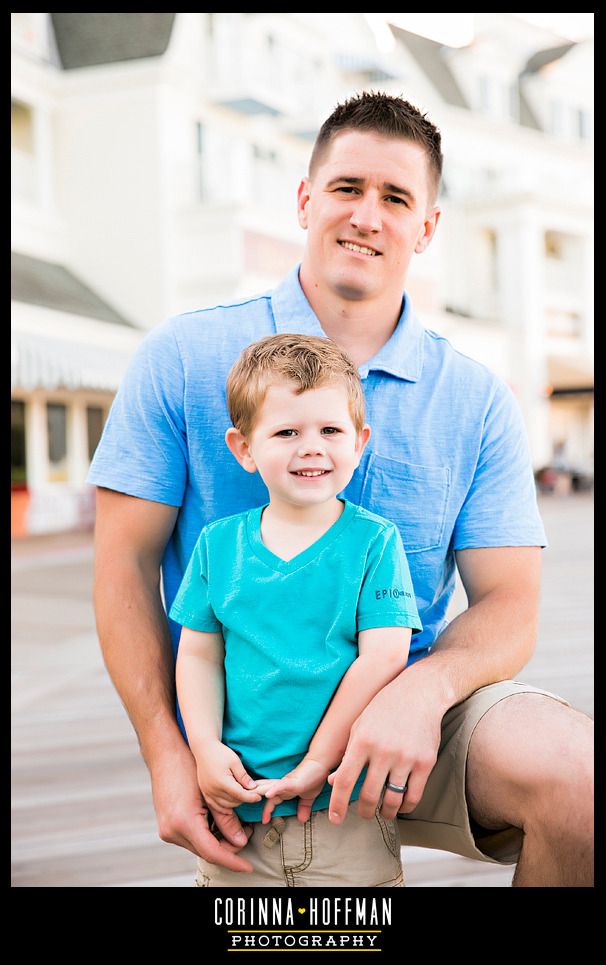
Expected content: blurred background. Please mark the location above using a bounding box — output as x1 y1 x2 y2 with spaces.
11 12 593 887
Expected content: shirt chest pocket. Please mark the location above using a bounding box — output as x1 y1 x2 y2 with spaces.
360 452 450 554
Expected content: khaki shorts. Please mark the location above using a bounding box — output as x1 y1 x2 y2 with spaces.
195 802 404 887
397 679 570 864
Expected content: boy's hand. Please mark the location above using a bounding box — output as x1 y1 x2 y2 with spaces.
195 741 262 815
255 757 330 824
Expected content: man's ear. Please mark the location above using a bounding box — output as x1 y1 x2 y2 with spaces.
297 177 311 230
415 206 441 254
225 427 257 474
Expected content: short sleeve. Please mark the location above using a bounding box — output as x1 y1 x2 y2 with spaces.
87 320 188 506
357 524 423 634
453 382 547 549
168 530 222 632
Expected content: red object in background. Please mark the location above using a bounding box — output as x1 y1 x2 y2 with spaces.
11 485 29 537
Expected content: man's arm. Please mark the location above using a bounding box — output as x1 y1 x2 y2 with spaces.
93 487 254 871
258 626 411 823
327 546 541 822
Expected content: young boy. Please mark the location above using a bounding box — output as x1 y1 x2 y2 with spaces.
169 333 422 887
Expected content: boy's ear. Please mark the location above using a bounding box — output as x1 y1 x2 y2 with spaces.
225 427 257 474
355 424 371 464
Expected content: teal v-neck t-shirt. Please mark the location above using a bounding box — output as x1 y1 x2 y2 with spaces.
169 499 422 821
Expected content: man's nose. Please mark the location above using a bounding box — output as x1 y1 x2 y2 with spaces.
350 193 382 233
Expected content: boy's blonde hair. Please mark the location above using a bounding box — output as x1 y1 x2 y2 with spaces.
226 334 366 438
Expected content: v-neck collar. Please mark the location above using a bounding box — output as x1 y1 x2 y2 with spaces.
246 499 355 573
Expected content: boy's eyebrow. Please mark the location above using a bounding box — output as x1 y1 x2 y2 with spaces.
267 418 350 430
325 175 415 203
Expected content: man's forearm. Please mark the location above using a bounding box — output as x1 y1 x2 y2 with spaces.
401 587 539 713
94 563 185 769
309 650 405 770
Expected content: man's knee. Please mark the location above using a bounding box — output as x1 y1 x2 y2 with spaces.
467 694 593 833
531 706 593 831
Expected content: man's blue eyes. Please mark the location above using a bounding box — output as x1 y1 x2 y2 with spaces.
336 187 406 205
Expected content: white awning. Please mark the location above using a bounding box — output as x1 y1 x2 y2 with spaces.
11 329 134 393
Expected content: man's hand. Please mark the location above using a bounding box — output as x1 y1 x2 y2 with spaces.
150 739 255 872
255 757 329 824
194 740 262 815
327 672 443 823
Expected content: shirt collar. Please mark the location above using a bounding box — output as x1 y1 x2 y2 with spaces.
271 264 424 383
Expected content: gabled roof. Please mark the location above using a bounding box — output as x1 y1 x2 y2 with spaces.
523 43 576 75
50 13 176 70
388 25 470 108
11 252 136 328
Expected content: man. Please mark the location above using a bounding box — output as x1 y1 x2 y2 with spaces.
90 92 593 886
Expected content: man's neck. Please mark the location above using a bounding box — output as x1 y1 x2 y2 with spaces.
299 269 403 368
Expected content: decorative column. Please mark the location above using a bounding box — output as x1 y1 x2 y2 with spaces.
495 202 551 469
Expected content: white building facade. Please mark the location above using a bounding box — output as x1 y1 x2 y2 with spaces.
11 13 593 536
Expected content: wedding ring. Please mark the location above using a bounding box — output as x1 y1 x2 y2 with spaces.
385 781 408 794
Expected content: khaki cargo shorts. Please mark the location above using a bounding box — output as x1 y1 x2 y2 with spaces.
195 802 404 887
397 679 570 864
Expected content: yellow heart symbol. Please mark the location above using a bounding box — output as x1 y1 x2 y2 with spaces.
298 908 306 914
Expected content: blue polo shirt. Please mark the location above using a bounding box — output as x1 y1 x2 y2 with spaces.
88 264 546 703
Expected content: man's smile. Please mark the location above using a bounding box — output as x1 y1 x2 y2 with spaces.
338 240 381 257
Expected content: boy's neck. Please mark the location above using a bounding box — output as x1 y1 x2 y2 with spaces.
263 496 344 529
260 497 345 560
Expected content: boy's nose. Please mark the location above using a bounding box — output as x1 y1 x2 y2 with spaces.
297 437 326 457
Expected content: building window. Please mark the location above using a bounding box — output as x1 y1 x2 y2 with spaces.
545 230 563 259
196 121 206 201
550 100 564 136
47 402 68 482
478 76 493 113
509 83 520 122
11 100 34 154
86 406 105 462
577 109 591 141
11 400 27 486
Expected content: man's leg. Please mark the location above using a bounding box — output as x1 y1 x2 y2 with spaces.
465 693 594 886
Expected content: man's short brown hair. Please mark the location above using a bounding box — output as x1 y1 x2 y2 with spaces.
226 333 366 438
309 90 443 201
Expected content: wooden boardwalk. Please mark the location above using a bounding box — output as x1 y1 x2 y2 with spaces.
11 494 593 887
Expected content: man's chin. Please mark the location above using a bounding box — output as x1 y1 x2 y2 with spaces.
332 278 373 301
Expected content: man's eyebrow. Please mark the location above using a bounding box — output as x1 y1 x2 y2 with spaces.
325 176 415 202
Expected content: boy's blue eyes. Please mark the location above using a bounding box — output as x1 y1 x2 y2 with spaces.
275 428 340 437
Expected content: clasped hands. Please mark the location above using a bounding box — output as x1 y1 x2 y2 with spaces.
197 741 330 825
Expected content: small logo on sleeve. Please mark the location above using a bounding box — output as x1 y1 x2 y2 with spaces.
375 587 412 600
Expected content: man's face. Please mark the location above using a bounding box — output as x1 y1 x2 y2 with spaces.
298 130 440 304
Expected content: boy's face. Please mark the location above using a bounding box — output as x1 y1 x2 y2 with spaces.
227 380 371 511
